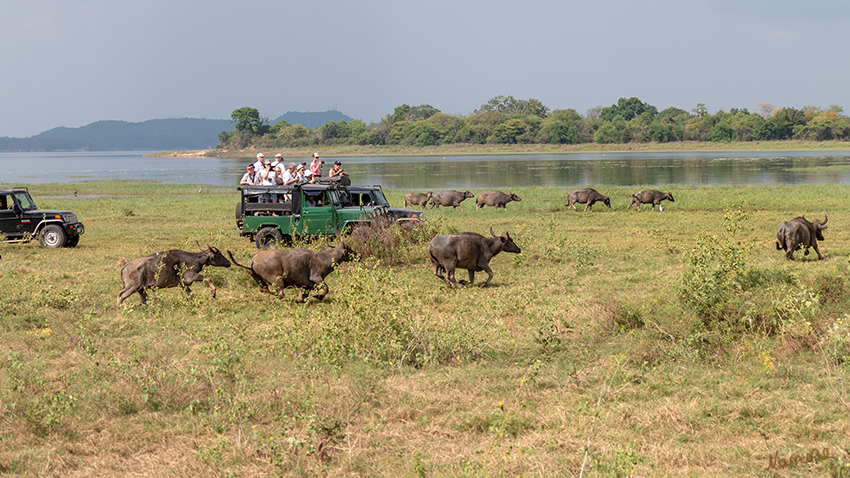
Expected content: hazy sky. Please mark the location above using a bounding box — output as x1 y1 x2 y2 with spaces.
2 0 849 138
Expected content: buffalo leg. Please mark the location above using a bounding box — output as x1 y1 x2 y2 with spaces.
117 286 140 307
445 267 462 289
312 283 330 300
479 266 494 287
459 270 475 286
811 244 823 260
138 289 149 305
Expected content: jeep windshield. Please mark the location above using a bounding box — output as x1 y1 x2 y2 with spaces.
13 191 37 209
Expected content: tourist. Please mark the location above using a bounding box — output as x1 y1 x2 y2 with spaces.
328 160 349 178
271 153 283 169
260 160 277 203
281 162 298 185
240 164 257 185
310 153 322 178
253 153 265 172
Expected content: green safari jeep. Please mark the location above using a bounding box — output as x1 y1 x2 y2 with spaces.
236 181 423 248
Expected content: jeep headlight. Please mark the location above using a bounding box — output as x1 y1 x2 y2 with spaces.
62 213 78 223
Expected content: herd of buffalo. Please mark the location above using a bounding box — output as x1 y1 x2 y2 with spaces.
114 187 830 306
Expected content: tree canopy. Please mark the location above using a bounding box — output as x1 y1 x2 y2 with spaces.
217 97 850 150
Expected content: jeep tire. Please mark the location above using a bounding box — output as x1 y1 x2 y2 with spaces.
256 227 283 249
39 224 66 248
65 235 80 248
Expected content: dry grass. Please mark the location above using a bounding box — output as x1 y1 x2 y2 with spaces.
1 182 850 476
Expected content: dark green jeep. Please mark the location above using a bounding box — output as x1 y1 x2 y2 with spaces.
0 187 85 248
236 181 423 248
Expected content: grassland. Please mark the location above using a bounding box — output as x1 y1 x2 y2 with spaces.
150 139 850 159
1 182 850 477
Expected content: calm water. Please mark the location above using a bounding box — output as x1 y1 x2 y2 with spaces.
3 150 850 189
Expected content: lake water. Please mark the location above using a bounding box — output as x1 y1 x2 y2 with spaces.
3 150 850 189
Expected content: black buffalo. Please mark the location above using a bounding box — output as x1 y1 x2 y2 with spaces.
117 245 231 306
567 188 611 212
429 190 475 210
476 191 521 211
776 215 828 260
404 191 432 208
228 242 354 302
426 227 521 289
627 190 674 212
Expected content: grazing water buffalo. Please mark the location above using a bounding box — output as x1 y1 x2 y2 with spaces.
627 190 674 212
567 188 611 212
426 227 521 289
476 191 521 211
429 190 475 210
776 215 828 260
117 245 231 306
404 191 432 208
228 242 354 302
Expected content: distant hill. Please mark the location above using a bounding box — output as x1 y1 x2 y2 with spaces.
0 111 354 152
0 118 233 152
272 110 352 129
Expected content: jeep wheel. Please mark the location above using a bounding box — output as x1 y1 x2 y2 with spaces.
65 235 80 248
39 224 66 248
256 227 283 249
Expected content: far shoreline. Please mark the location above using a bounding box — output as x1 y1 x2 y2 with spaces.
147 140 850 159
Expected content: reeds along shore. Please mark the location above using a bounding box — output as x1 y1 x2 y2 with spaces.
1 182 849 477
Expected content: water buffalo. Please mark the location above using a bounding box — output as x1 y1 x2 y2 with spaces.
117 245 231 306
567 188 610 212
476 191 521 211
426 227 521 289
404 191 432 208
228 242 354 302
429 190 474 210
776 215 828 260
627 190 674 212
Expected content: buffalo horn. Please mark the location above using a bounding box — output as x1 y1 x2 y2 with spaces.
489 226 496 237
823 214 828 225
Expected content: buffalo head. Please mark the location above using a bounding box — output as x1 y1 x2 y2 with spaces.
509 193 522 202
201 245 232 268
490 226 521 254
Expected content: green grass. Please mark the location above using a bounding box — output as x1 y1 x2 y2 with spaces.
1 182 850 476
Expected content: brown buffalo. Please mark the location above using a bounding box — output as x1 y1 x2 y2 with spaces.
776 215 828 260
404 191 432 208
228 243 354 302
476 191 521 211
627 190 674 212
429 190 475 210
426 227 521 289
117 245 231 306
567 188 610 212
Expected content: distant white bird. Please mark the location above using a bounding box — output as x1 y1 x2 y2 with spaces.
198 188 202 193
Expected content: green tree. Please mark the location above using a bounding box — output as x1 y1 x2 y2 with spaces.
600 97 657 122
708 121 735 142
230 107 268 134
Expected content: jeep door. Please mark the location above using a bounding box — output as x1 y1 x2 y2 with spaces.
0 193 24 239
299 190 336 234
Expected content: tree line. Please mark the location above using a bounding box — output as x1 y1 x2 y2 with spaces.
217 97 850 150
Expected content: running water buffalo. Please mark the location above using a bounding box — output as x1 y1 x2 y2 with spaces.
228 242 354 302
426 227 521 289
776 215 828 260
476 191 521 211
567 188 611 212
117 245 231 306
429 190 475 210
404 191 432 208
627 190 675 212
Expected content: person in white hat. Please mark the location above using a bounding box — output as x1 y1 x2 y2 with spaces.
310 152 323 179
271 153 283 169
253 153 265 172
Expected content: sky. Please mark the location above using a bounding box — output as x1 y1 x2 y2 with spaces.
2 0 849 138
